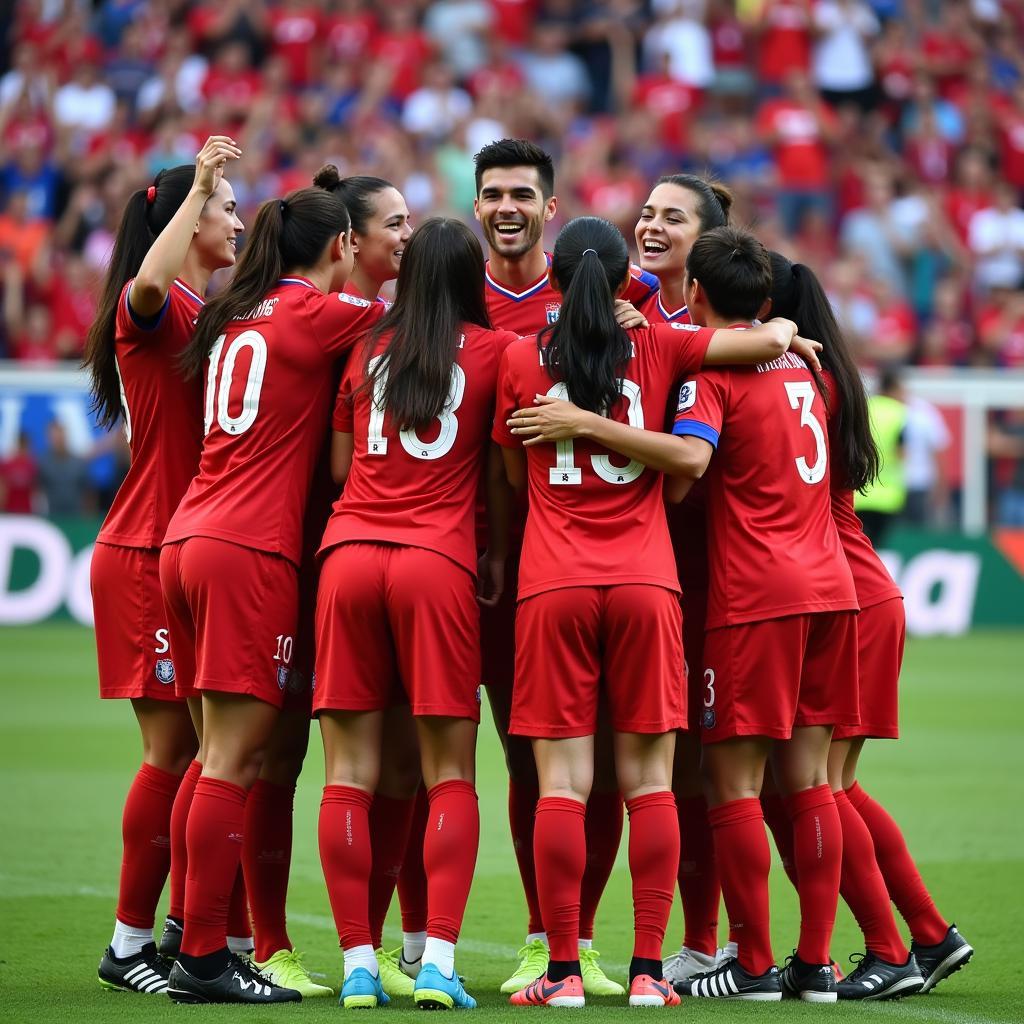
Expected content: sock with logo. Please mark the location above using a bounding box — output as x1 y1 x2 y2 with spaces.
509 778 544 935
761 792 799 888
579 789 623 942
319 785 374 950
535 796 586 964
169 759 202 920
676 795 720 957
243 779 295 961
423 780 479 943
397 787 430 937
365 792 417 948
627 792 679 962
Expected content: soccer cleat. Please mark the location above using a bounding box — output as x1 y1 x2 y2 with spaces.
254 948 335 998
629 974 680 1007
679 958 782 1001
510 972 585 1008
579 947 624 996
167 954 302 1004
413 962 477 1009
662 947 718 986
500 939 549 994
836 952 924 1001
158 917 182 961
376 947 415 997
98 942 171 994
911 924 974 994
779 953 837 1003
830 958 845 982
340 966 390 1009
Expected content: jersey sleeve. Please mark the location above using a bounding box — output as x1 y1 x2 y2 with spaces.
115 279 172 336
654 322 715 380
623 263 660 305
331 360 358 433
491 346 521 448
309 290 386 356
671 370 728 449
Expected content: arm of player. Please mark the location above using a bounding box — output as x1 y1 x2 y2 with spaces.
702 317 796 364
663 437 714 503
501 446 528 493
330 430 353 485
130 136 241 317
478 443 511 607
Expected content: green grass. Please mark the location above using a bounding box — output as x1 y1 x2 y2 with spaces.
1 624 1022 1023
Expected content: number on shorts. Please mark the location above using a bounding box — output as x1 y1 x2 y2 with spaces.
703 668 716 708
274 634 293 663
784 380 827 485
204 330 268 436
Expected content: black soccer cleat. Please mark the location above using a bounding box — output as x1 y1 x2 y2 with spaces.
166 954 302 1004
678 958 782 1001
911 924 974 994
836 951 924 1001
98 942 171 994
158 916 182 961
779 953 837 1003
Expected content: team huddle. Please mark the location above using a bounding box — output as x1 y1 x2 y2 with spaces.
86 136 973 1009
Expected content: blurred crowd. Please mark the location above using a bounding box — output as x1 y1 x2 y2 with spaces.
2 0 1024 523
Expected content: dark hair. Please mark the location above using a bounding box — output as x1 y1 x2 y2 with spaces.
654 174 733 232
313 163 393 235
685 226 772 322
539 216 631 415
83 165 196 428
364 218 491 429
769 251 880 492
181 187 351 378
474 138 555 199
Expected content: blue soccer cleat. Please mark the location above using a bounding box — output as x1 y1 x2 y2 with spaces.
413 963 477 1010
340 967 390 1009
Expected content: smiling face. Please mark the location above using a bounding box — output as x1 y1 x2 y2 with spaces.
474 166 556 261
194 178 244 270
635 182 704 278
352 186 411 287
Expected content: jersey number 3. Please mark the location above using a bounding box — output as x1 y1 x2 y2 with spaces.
784 380 827 485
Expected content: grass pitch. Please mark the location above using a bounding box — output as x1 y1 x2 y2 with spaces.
1 624 1021 1023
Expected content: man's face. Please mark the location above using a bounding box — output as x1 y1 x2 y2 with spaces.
474 166 556 260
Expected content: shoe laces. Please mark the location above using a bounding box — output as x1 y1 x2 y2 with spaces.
843 952 873 984
517 940 549 970
579 947 604 972
377 947 402 970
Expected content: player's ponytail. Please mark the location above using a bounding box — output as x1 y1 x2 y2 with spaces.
541 216 631 415
182 187 351 378
656 173 732 231
768 251 880 492
363 217 490 429
83 165 195 428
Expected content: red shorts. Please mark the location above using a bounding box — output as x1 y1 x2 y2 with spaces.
511 585 685 739
159 537 299 709
283 559 319 712
479 554 518 690
314 543 481 720
834 597 903 741
682 588 708 733
92 542 184 702
700 612 859 743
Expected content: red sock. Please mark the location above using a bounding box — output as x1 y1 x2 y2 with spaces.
319 785 374 949
116 763 182 929
846 783 948 946
398 787 429 934
227 864 250 940
676 795 720 956
243 779 294 960
834 790 908 964
423 780 479 944
181 776 248 957
785 785 842 966
761 793 799 889
626 792 679 960
368 793 417 947
535 796 586 962
169 759 202 920
509 778 543 935
579 789 623 942
708 799 773 976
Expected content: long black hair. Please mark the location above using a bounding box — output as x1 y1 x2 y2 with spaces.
83 164 196 428
313 163 393 234
181 186 351 378
654 173 733 232
363 217 490 429
769 251 880 492
539 216 631 414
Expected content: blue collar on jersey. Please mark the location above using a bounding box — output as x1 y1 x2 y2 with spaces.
277 276 316 289
658 293 688 322
485 252 552 302
173 278 204 306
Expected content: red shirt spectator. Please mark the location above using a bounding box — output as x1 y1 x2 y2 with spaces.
711 8 747 72
978 292 1024 368
919 279 975 366
922 9 982 99
325 4 378 64
373 9 434 100
490 0 538 47
0 435 37 513
757 0 812 85
632 69 700 151
757 81 837 190
268 2 322 87
998 86 1024 190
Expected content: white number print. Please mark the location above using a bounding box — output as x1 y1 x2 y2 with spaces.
366 355 465 461
784 380 827 485
204 330 268 436
546 377 645 486
115 356 133 443
274 634 294 663
154 628 170 655
703 668 716 708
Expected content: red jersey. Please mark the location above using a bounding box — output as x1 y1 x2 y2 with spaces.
164 279 382 566
321 324 519 576
98 278 205 549
492 323 714 600
485 253 659 336
756 99 835 189
639 289 690 326
823 372 901 610
758 0 812 83
672 348 857 628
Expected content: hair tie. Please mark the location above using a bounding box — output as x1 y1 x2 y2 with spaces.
146 185 157 204
581 248 598 257
279 199 287 214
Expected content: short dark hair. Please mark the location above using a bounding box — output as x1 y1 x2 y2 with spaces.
686 226 772 322
474 138 555 198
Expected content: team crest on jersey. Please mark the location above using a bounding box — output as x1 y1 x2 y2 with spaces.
702 708 716 730
155 659 176 684
545 302 561 324
338 292 371 308
677 380 697 412
277 665 291 690
670 322 701 331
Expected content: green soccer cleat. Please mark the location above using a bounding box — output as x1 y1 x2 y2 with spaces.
579 947 625 996
500 939 550 994
376 947 415 997
254 948 334 998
